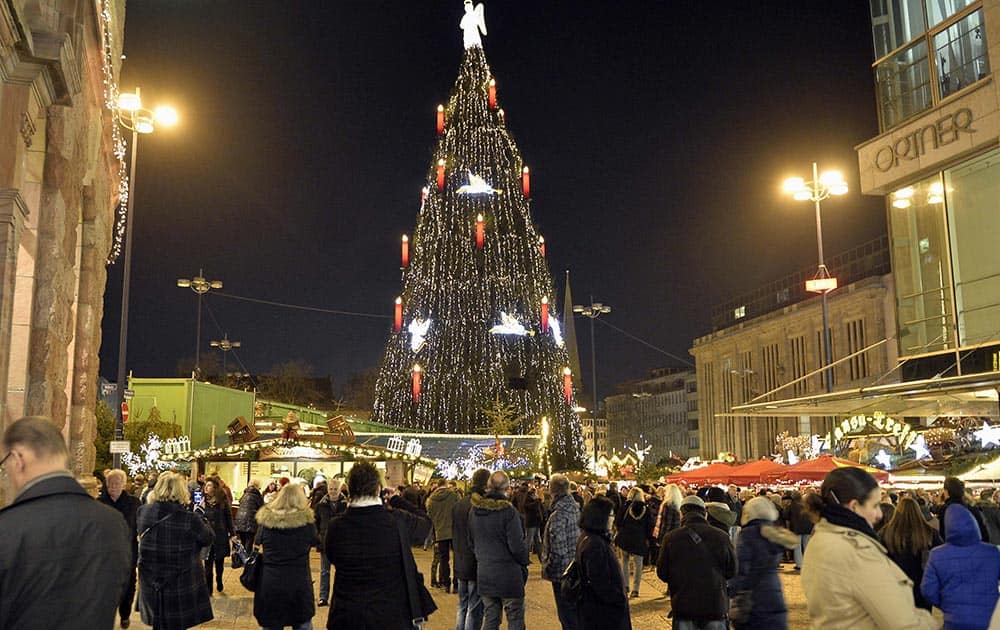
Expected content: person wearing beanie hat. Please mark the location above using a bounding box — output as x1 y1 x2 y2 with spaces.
576 497 632 629
730 497 799 629
657 491 736 628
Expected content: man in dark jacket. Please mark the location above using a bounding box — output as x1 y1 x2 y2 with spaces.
98 468 142 628
454 468 489 630
0 416 131 630
657 495 736 628
787 491 815 570
314 479 347 606
976 488 1000 544
426 478 460 591
470 470 530 630
941 477 990 542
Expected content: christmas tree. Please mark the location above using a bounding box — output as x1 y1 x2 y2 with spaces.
371 6 585 470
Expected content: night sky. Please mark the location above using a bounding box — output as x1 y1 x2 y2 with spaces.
100 2 887 401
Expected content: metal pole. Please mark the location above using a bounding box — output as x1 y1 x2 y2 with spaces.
590 301 598 466
813 162 833 395
221 350 227 382
195 290 203 377
113 127 139 469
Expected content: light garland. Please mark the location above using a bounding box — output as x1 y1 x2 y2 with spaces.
98 0 130 264
158 437 438 467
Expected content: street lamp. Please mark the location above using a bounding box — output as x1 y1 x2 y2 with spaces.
113 88 177 468
210 334 241 383
572 297 612 466
177 269 223 378
782 163 848 393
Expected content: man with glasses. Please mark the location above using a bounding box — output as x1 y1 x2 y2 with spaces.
0 416 131 630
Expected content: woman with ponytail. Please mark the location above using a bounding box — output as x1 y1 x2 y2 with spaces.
800 467 938 629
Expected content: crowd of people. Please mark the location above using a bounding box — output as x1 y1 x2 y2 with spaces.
5 414 1000 629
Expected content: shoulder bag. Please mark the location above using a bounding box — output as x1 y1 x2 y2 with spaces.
239 528 263 591
393 511 437 627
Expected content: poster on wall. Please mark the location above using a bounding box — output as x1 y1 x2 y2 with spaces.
413 463 434 485
385 460 406 488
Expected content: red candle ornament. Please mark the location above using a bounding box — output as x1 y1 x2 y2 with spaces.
539 236 546 257
401 234 409 268
394 297 402 333
437 159 446 190
436 104 445 135
476 214 485 250
521 166 530 198
412 364 422 403
541 296 549 333
488 78 497 109
563 367 573 404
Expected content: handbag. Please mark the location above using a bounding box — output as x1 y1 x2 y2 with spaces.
729 590 753 624
393 512 437 626
239 530 263 591
231 539 248 569
559 559 584 603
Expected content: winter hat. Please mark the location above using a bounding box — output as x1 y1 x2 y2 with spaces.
680 495 706 512
741 496 780 525
704 486 729 504
579 496 614 532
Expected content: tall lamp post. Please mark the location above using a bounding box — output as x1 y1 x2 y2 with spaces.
176 269 223 378
210 334 241 383
572 297 611 467
782 163 848 394
113 88 177 468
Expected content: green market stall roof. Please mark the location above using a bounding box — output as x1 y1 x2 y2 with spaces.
159 437 438 468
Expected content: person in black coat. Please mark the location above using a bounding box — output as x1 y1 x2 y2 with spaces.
577 496 632 630
522 487 546 561
254 483 317 630
199 478 235 593
313 479 347 606
786 491 815 570
613 487 654 598
453 469 490 630
136 472 215 630
657 495 737 627
0 417 132 630
730 497 799 630
941 477 990 542
881 496 944 611
325 462 434 629
99 468 143 628
235 480 264 551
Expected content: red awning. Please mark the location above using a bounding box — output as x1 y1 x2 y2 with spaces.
725 460 788 486
763 455 889 483
666 462 734 485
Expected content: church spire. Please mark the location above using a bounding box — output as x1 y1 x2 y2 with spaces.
563 270 583 393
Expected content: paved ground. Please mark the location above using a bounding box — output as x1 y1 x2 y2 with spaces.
123 548 812 629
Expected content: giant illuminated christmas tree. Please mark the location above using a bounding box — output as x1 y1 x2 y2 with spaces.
371 3 585 470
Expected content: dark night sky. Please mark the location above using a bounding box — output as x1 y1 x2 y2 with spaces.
100 1 887 400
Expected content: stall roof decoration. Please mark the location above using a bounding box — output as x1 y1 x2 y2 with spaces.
357 433 540 463
763 455 889 483
158 437 438 468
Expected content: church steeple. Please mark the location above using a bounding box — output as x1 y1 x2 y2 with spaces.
563 270 583 394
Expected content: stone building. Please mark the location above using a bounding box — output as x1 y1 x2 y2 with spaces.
690 239 897 460
605 367 697 464
1 0 126 492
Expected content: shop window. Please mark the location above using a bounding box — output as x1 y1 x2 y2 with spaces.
876 39 932 128
934 9 989 98
889 174 955 355
945 147 1000 347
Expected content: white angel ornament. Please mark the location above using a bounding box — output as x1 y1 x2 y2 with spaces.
490 312 533 337
460 1 487 49
457 171 501 195
408 318 432 353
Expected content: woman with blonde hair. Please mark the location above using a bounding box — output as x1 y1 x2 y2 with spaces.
881 496 942 611
613 486 654 598
253 482 317 630
136 472 214 630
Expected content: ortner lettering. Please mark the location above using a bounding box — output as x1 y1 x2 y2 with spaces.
874 108 975 173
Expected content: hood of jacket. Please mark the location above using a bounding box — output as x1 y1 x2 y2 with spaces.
944 504 981 546
470 491 513 513
706 502 736 527
256 506 315 529
429 487 457 503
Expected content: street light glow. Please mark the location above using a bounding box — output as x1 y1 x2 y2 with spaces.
118 92 141 111
154 105 179 126
782 177 805 195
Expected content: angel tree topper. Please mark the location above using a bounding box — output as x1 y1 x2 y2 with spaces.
460 1 487 49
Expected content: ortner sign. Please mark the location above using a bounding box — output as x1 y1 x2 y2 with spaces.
874 108 976 173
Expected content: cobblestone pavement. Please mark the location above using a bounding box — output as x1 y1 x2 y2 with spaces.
123 548 813 629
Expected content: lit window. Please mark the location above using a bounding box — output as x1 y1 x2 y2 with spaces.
734 305 746 319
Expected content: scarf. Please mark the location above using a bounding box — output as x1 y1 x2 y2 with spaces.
821 503 881 543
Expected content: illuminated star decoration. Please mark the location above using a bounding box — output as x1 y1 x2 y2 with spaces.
975 422 1000 448
490 312 531 336
786 450 800 466
549 315 564 347
909 434 932 460
873 449 893 469
457 171 501 195
811 434 827 455
408 318 432 353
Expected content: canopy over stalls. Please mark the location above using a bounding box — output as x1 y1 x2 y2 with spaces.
666 462 734 485
725 460 788 486
960 455 1000 483
763 455 889 483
